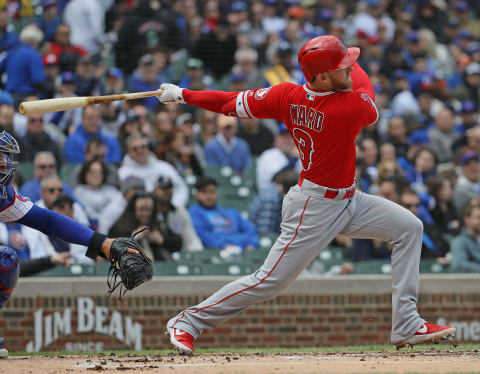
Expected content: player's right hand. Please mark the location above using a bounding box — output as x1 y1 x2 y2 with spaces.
157 83 186 104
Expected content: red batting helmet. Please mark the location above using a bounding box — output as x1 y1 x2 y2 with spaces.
298 35 360 82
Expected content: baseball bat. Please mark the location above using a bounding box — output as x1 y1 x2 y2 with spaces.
18 89 164 115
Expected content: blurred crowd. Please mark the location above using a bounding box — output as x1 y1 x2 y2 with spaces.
0 0 480 275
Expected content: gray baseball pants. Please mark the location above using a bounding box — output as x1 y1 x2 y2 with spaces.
168 179 425 344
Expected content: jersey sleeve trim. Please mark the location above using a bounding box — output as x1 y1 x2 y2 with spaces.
365 94 379 126
236 91 254 118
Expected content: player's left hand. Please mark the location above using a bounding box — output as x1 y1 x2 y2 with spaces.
157 83 186 104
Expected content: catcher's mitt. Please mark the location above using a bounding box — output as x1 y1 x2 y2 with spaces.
106 227 153 299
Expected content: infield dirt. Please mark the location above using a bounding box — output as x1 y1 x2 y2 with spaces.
4 350 480 374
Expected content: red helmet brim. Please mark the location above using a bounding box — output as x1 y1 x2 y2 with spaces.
335 47 360 70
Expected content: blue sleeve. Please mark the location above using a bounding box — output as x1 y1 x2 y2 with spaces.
204 142 218 166
189 206 227 249
30 51 45 83
63 137 84 163
17 204 94 246
235 210 259 248
105 137 122 163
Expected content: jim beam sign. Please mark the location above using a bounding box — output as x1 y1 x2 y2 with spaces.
26 297 142 352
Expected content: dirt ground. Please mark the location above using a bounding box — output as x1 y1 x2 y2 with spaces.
4 350 480 374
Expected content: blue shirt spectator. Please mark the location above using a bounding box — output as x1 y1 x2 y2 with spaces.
63 106 121 164
36 0 63 42
188 177 259 250
19 151 75 203
0 24 18 52
1 25 45 98
128 54 162 110
204 115 252 173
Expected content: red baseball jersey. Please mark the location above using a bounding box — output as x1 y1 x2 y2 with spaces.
183 63 378 189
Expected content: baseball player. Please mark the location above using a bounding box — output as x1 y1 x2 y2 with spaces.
0 131 139 358
158 35 456 354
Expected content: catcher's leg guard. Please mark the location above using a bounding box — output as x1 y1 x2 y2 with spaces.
0 246 19 309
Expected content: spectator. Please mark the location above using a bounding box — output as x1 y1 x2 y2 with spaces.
453 151 480 216
249 171 298 234
18 252 71 277
74 55 97 97
161 130 203 177
178 58 211 91
453 62 480 104
128 54 162 110
188 177 259 250
400 187 450 262
386 117 408 159
98 101 124 138
69 138 120 188
0 7 18 53
118 134 188 207
100 67 125 96
36 0 62 42
98 176 145 235
264 42 299 86
204 115 252 174
109 191 170 261
63 106 122 164
45 71 83 133
17 113 61 163
0 103 14 134
237 117 274 156
358 137 379 192
115 0 179 75
36 174 89 227
378 175 409 205
390 70 420 118
348 0 395 41
452 102 479 155
152 109 175 157
153 176 203 253
175 112 206 170
369 158 404 195
379 142 397 162
256 124 300 192
63 0 107 55
42 53 59 99
1 24 46 107
405 147 437 195
195 109 217 148
427 108 460 163
73 160 123 230
19 151 75 202
451 199 480 272
231 47 263 90
22 195 91 265
427 175 461 237
49 195 90 262
44 23 88 72
192 18 237 79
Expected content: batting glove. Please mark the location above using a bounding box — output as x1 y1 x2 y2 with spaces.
157 83 186 104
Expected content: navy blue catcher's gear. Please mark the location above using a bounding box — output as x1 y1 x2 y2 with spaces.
0 131 19 199
0 246 19 309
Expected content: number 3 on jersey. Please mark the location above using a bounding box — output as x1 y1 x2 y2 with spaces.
293 128 314 171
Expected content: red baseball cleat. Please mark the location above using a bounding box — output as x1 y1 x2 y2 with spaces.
166 327 195 355
396 322 456 348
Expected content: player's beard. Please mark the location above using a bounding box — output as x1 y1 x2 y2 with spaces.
329 73 352 90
